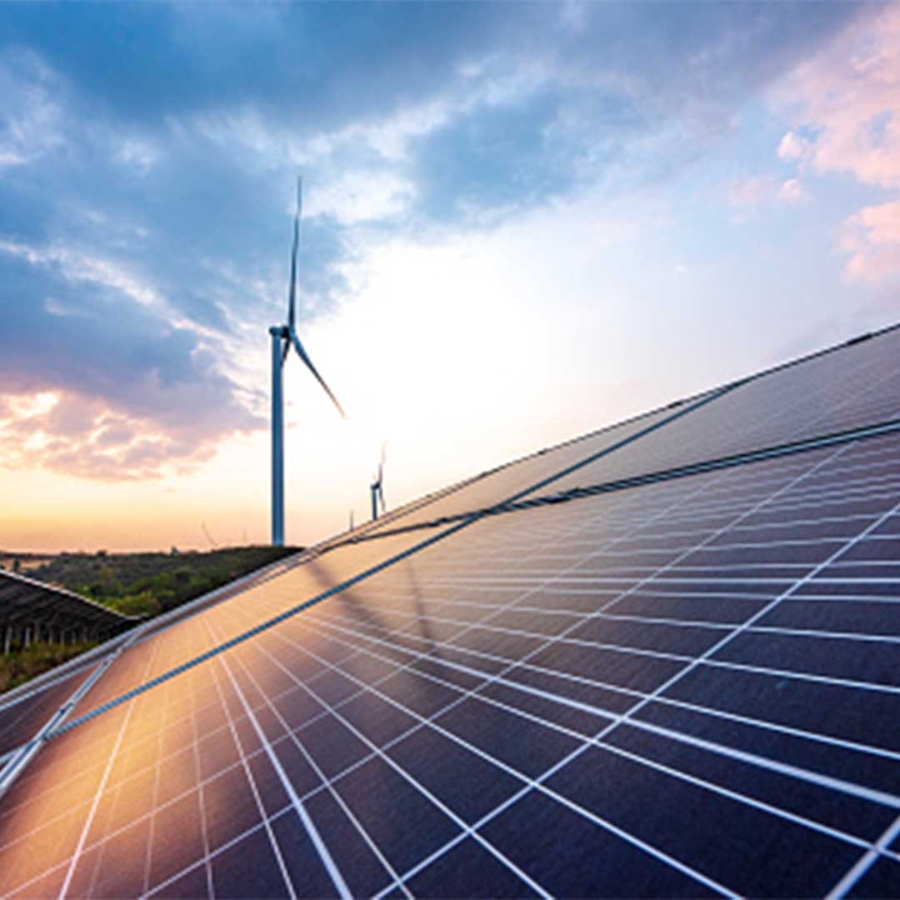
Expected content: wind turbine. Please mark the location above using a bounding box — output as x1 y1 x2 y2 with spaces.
270 177 345 546
370 445 386 521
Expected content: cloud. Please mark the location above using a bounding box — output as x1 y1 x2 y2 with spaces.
0 50 65 168
778 177 809 205
777 130 812 163
841 201 900 283
0 239 263 479
727 176 774 210
776 3 900 279
0 1 874 484
776 5 900 190
726 175 808 214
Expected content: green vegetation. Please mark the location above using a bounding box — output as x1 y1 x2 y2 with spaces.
26 546 300 618
0 546 300 694
0 641 96 693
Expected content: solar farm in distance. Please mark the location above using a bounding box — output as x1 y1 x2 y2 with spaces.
0 324 899 898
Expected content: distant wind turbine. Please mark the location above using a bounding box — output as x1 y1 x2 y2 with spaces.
270 177 345 546
370 445 386 521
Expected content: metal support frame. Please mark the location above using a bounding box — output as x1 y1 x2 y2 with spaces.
271 326 285 546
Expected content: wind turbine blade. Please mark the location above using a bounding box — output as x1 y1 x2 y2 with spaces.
287 176 302 332
289 329 346 418
281 334 290 367
378 484 386 512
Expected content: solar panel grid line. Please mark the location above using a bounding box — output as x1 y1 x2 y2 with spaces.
0 606 470 845
365 417 900 541
286 610 898 856
56 637 163 899
394 594 900 647
0 612 154 799
290 442 900 892
188 680 216 898
307 602 900 696
143 815 288 899
303 594 900 779
207 648 415 900
698 656 900 696
207 624 356 900
0 736 286 896
39 521 477 746
34 466 707 776
243 627 733 900
300 599 900 836
203 646 306 900
222 630 555 900
828 814 900 899
51 652 312 895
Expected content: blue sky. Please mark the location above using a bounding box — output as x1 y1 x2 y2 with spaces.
1 2 899 550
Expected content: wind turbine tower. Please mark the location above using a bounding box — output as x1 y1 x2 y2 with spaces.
370 446 386 521
270 177 345 546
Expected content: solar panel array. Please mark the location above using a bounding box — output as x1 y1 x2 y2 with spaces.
1 325 899 898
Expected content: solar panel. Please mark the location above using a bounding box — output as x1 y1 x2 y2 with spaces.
0 419 898 897
365 326 900 536
0 329 898 898
0 665 96 759
68 528 464 722
358 392 719 538
515 325 900 504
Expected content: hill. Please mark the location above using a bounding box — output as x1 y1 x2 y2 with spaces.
0 545 299 692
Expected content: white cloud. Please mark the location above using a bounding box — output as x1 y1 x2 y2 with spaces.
727 176 773 210
775 4 900 279
304 171 416 225
0 52 65 169
776 4 900 189
778 178 809 205
0 239 163 310
841 201 900 283
777 130 812 162
115 137 160 174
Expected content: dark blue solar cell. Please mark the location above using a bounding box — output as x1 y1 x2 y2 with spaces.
845 856 900 899
386 725 524 825
405 837 539 898
332 756 461 876
210 826 291 899
302 788 393 897
479 789 715 898
433 696 582 778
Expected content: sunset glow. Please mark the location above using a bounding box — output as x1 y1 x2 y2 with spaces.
2 3 899 552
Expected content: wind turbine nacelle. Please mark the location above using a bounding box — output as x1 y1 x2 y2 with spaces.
269 325 290 338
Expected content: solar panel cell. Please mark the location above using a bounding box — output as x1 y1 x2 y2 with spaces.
845 857 900 899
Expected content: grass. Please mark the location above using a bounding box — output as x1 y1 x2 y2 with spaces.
0 641 97 694
0 545 300 694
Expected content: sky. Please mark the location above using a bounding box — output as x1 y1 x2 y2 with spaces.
1 1 899 553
